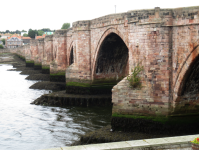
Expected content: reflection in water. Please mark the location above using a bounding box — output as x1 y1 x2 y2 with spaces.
0 64 111 150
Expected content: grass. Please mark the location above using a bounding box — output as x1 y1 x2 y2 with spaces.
127 61 144 88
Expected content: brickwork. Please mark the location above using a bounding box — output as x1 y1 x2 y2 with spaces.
42 35 53 67
30 39 38 63
171 7 199 114
10 6 199 119
65 21 91 83
50 29 68 75
66 28 73 67
24 44 31 61
38 38 44 64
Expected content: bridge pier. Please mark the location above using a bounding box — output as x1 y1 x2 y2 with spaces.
42 35 53 74
24 44 33 67
50 30 68 82
34 38 44 70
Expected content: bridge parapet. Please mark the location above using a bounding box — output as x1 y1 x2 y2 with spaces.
90 13 127 28
72 20 90 31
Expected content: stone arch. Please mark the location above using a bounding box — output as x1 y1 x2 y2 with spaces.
92 27 129 84
68 41 75 65
174 44 199 101
69 46 74 65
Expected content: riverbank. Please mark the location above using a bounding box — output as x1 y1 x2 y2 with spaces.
71 125 172 146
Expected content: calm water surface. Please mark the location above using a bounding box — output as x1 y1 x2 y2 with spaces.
0 64 111 150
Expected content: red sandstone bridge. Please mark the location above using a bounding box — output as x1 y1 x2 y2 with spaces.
10 6 199 133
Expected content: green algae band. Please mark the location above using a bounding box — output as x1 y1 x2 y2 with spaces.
50 72 65 82
111 114 199 134
42 66 50 74
65 82 114 95
34 63 42 70
26 61 34 67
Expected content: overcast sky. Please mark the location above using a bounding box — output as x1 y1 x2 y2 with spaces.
1 0 199 32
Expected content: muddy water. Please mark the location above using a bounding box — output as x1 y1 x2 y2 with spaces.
0 64 112 150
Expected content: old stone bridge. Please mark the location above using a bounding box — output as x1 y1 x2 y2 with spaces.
11 6 199 133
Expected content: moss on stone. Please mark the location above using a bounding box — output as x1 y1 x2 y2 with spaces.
93 78 120 85
112 113 199 125
66 82 91 87
50 72 65 82
42 66 50 70
50 72 65 76
66 81 116 88
34 63 42 66
65 82 114 95
26 60 34 64
18 55 25 60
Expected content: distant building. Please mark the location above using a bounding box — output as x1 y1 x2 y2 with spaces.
5 34 32 48
0 33 12 40
6 35 23 48
35 34 46 39
44 32 53 35
22 37 31 45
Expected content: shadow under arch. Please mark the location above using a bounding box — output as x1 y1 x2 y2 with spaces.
67 41 74 66
174 45 199 100
69 46 74 65
92 28 129 86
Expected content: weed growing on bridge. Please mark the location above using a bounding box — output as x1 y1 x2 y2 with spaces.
127 62 144 89
191 137 199 145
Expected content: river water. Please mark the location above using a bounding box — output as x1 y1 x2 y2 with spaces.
0 64 112 150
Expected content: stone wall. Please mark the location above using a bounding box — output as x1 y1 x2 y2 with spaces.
43 35 53 68
171 7 199 114
38 38 44 65
30 39 38 63
12 6 199 125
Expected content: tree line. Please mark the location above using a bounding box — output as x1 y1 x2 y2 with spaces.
0 23 71 39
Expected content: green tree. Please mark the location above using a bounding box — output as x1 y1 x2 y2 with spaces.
0 44 3 49
15 30 21 34
5 30 10 33
61 23 70 29
28 29 38 38
23 33 28 37
38 30 44 36
1 39 5 45
40 28 51 32
21 29 27 32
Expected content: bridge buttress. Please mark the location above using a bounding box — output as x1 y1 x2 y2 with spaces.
42 35 53 74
